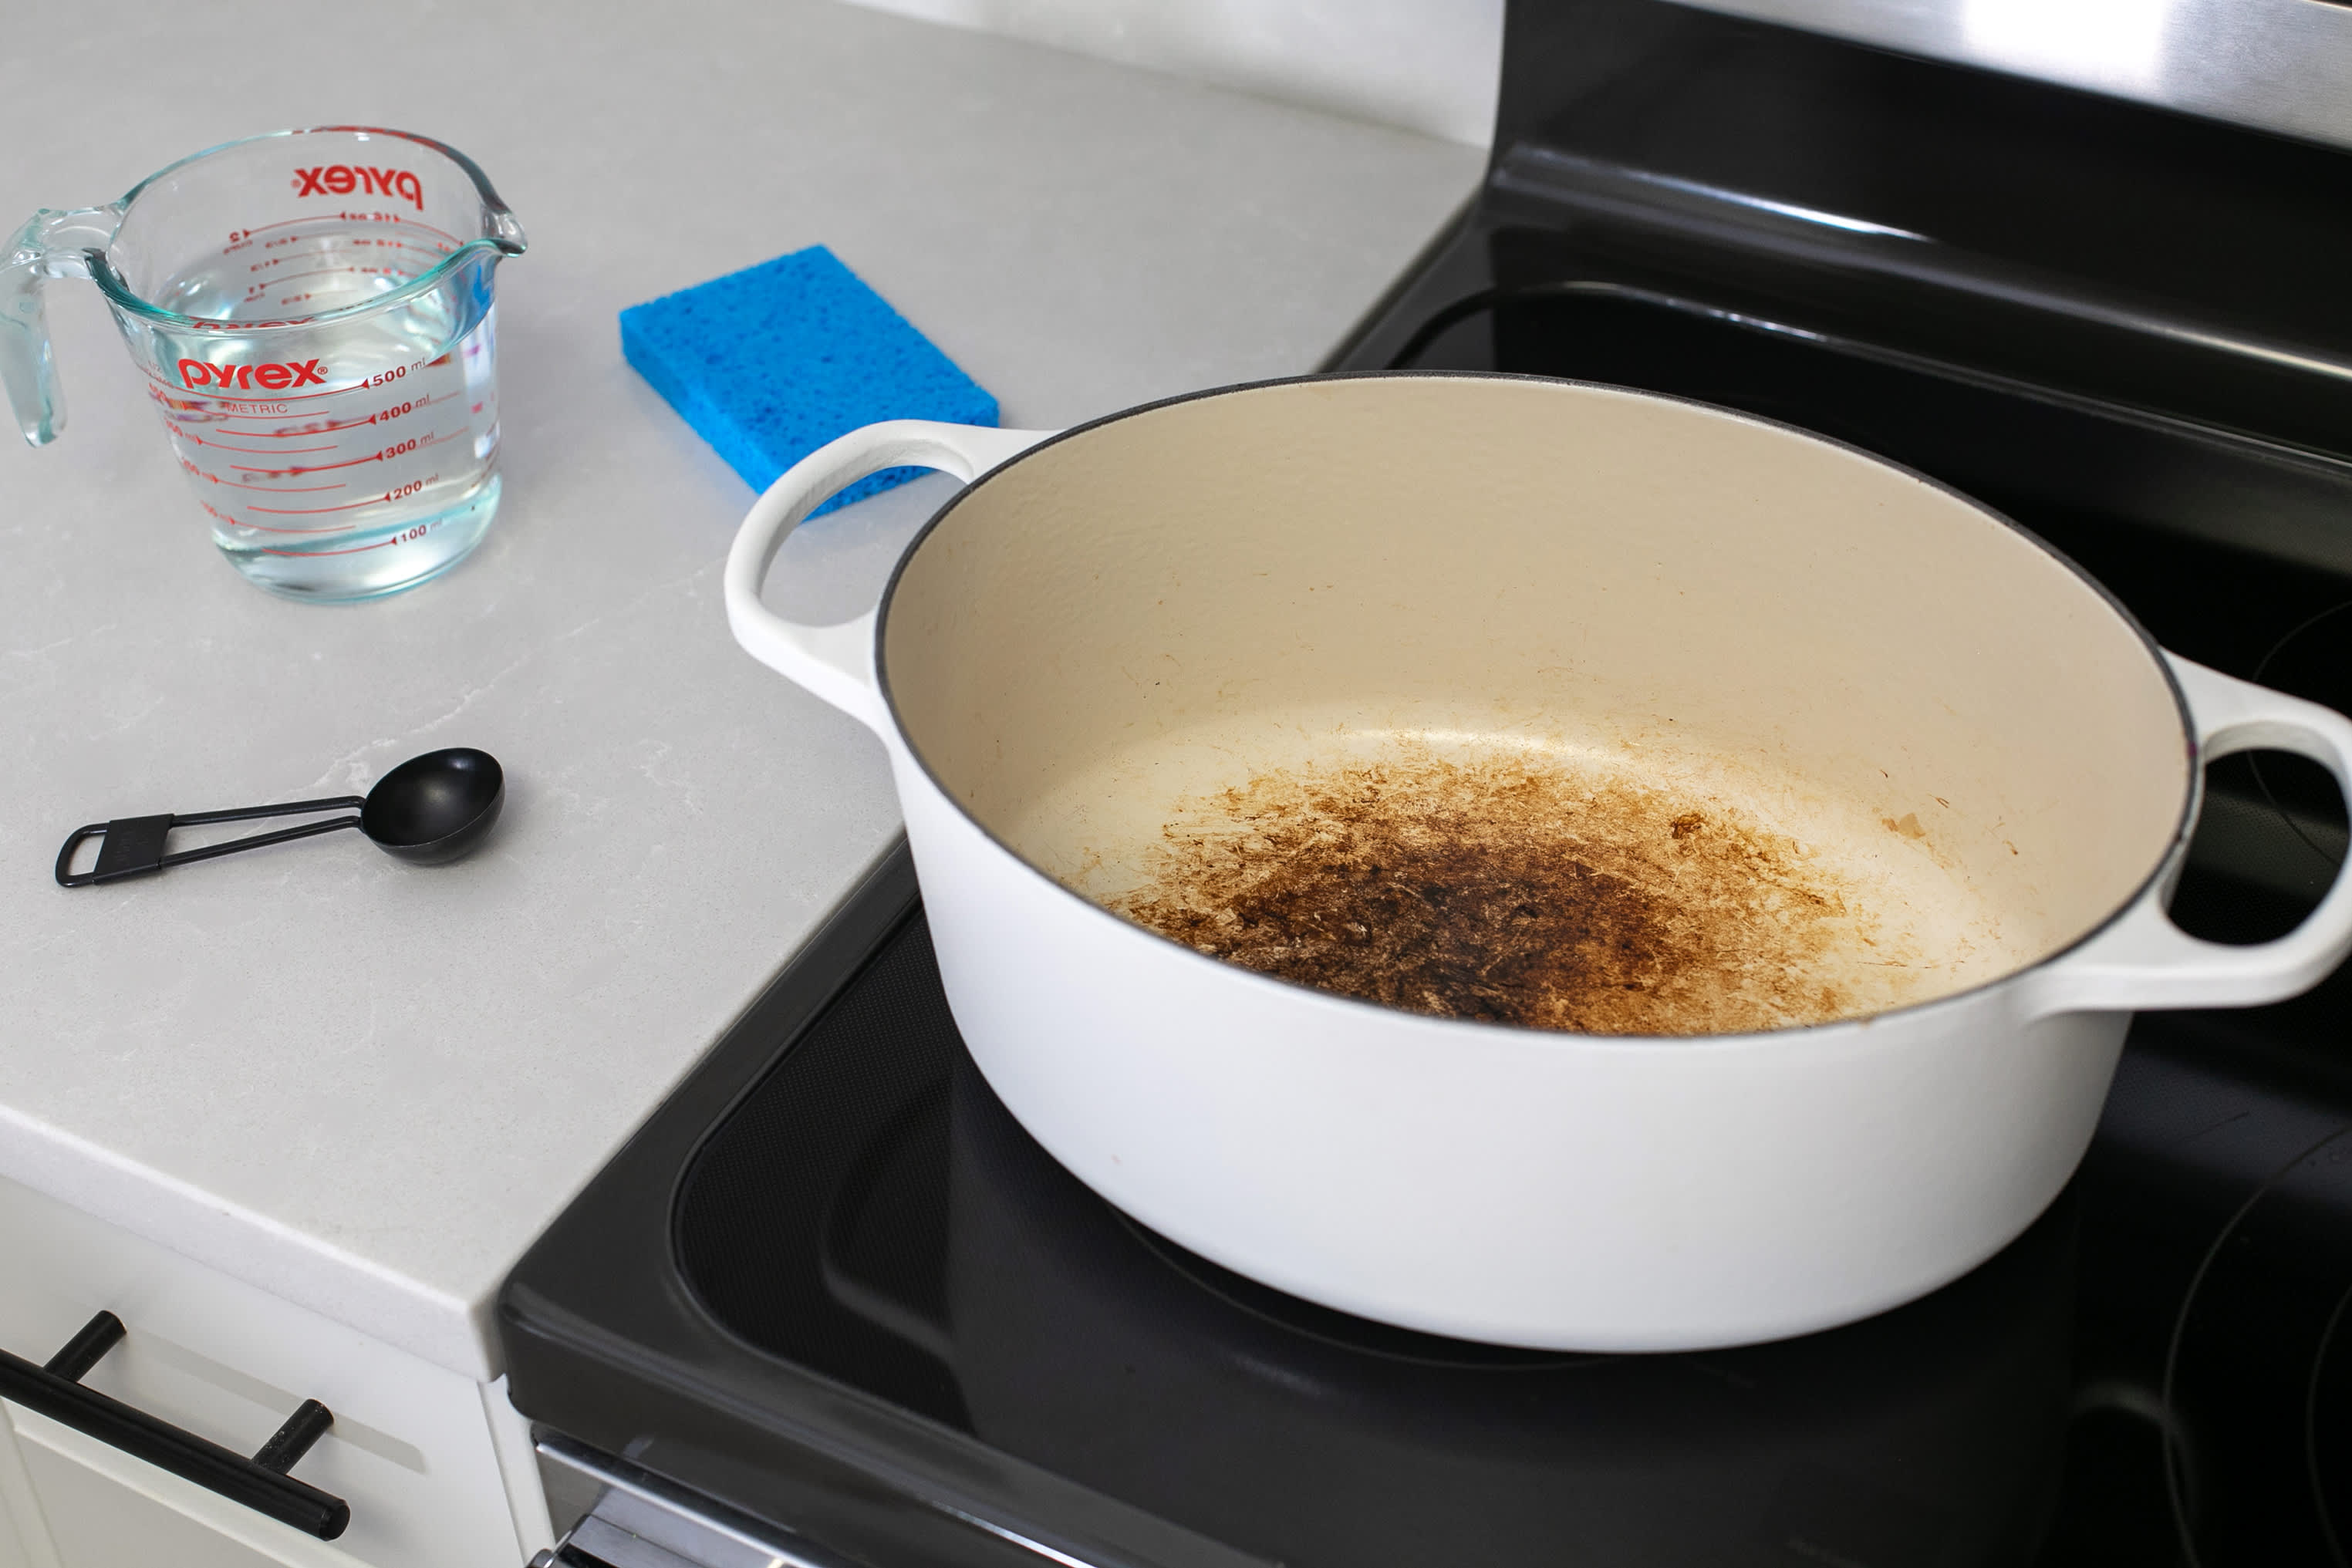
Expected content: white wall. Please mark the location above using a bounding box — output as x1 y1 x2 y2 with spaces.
842 0 1505 146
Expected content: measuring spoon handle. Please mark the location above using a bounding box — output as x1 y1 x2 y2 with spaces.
56 796 366 888
170 795 364 828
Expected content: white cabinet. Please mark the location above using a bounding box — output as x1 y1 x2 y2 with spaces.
0 1407 52 1568
0 1175 548 1568
6 1403 350 1568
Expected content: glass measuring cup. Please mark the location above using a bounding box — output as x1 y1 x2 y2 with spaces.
2 127 526 601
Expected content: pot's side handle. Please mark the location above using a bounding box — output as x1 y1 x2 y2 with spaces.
723 420 1058 737
2026 653 2352 1018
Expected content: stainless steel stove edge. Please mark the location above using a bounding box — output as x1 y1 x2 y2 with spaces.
1658 0 2352 153
533 1435 862 1568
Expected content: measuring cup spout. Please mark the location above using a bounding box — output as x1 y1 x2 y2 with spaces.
2 205 123 447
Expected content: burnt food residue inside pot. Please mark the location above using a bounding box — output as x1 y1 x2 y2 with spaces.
1110 755 1895 1035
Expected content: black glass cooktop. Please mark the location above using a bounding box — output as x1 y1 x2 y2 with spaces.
504 2 2352 1563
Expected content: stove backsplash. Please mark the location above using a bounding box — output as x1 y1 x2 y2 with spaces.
1487 0 2352 464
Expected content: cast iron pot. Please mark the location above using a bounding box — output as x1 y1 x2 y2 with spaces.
724 374 2352 1351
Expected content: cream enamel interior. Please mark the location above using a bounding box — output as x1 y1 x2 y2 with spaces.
879 376 2192 1030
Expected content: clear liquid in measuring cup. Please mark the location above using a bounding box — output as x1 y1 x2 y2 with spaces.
145 213 504 600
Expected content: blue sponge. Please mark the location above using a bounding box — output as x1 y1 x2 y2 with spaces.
619 245 997 515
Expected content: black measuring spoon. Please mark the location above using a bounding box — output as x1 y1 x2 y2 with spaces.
56 748 504 887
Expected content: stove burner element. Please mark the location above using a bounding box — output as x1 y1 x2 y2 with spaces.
2161 1121 2352 1568
2246 602 2352 878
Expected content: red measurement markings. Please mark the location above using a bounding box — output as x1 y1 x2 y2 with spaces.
201 504 355 534
177 456 342 492
222 216 351 243
223 216 465 265
347 214 464 245
220 417 371 437
142 368 400 405
248 495 393 514
170 432 336 455
235 437 421 478
218 218 325 255
143 360 456 447
219 403 444 439
245 264 367 303
314 213 463 244
246 471 437 514
251 238 430 262
338 238 444 264
245 247 383 271
224 521 359 536
219 392 448 437
258 536 396 556
255 519 434 555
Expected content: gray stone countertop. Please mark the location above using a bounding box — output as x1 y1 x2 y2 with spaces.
0 0 1481 1379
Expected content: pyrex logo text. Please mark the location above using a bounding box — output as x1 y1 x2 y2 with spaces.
180 359 327 391
293 165 423 211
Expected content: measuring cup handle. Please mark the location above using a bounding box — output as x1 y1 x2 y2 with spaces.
2 212 68 446
3 206 121 448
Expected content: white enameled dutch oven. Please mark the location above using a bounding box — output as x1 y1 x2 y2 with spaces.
724 374 2352 1351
